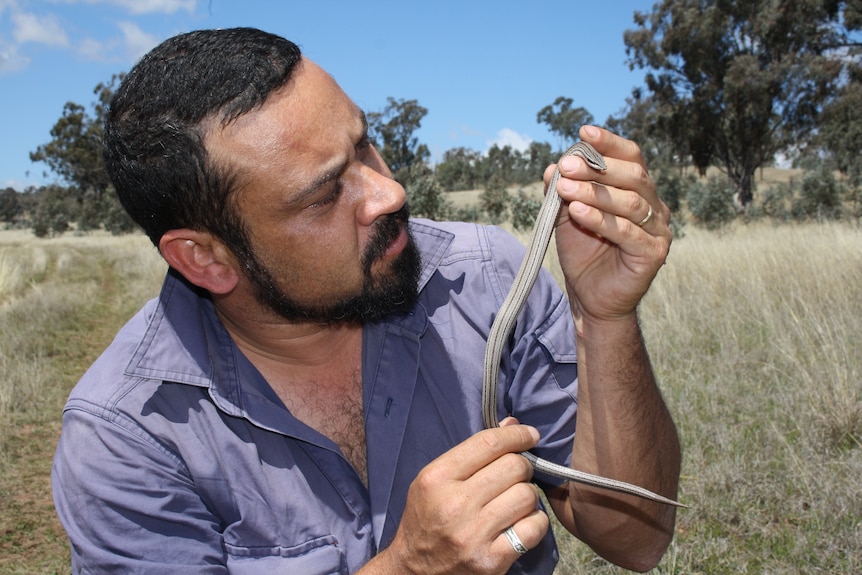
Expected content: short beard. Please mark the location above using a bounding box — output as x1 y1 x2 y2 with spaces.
235 204 421 324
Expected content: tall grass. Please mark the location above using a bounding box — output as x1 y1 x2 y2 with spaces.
0 223 860 573
543 222 862 574
0 231 165 575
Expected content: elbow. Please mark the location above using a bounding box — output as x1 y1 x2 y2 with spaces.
601 532 674 573
586 508 677 573
621 540 673 573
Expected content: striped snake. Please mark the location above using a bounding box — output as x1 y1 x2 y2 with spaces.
481 141 684 508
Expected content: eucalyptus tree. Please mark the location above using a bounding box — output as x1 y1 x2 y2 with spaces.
536 96 594 153
367 97 430 186
29 75 135 233
624 0 861 207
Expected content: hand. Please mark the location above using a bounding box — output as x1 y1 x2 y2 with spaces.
377 420 549 575
545 125 671 324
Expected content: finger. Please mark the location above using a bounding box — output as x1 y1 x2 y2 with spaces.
557 180 665 233
481 481 541 530
465 452 535 504
578 124 646 167
491 510 550 561
428 424 540 482
565 199 671 264
557 152 658 209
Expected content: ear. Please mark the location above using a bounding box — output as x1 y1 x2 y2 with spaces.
159 229 240 295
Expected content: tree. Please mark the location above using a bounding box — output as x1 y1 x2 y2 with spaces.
818 66 862 177
30 77 119 204
31 185 73 237
406 173 452 221
0 188 22 225
624 0 860 208
606 87 685 171
480 176 510 225
477 144 520 188
522 142 555 184
435 147 481 191
536 96 594 152
29 75 136 233
511 190 542 231
367 97 430 185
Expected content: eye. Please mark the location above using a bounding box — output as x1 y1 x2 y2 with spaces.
310 181 343 208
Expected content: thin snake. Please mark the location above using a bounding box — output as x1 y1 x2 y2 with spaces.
481 141 685 508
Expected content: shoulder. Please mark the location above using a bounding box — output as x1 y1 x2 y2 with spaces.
409 218 527 278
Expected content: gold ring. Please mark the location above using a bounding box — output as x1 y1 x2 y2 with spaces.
636 205 654 227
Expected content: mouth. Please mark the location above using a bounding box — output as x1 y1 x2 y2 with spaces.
365 204 411 266
381 224 408 259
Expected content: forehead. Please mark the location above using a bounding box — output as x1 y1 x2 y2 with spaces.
205 57 363 190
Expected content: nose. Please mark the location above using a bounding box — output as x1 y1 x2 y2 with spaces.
357 147 407 225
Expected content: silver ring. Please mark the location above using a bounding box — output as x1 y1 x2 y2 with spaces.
636 204 654 227
504 526 528 556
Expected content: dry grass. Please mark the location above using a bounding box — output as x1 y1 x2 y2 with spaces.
0 230 165 574
1 222 860 573
542 221 862 574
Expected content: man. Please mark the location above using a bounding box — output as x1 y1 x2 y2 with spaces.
52 27 680 574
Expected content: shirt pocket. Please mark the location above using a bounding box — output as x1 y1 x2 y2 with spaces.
224 535 347 575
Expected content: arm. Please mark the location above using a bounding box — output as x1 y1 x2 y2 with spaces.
544 126 681 572
52 409 229 573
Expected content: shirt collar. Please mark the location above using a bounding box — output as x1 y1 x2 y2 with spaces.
124 218 454 409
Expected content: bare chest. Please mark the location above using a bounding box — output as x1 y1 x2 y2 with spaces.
272 364 368 485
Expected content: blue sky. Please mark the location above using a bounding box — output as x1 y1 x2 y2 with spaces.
0 0 658 190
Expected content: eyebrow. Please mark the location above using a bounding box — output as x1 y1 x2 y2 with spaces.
288 110 369 207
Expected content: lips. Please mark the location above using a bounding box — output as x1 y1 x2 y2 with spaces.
382 225 408 259
364 205 410 267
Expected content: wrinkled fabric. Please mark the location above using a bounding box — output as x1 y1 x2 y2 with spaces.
52 219 579 574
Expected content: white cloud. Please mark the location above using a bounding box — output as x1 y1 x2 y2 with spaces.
53 0 197 15
0 0 17 17
11 11 69 46
0 41 29 74
117 20 158 61
76 36 106 61
119 0 196 14
487 128 533 153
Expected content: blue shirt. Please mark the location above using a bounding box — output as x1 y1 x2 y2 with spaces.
52 219 580 574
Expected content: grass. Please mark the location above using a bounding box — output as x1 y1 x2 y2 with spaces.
546 221 862 574
0 221 860 573
0 230 165 575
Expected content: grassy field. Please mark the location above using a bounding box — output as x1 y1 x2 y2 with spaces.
0 221 860 573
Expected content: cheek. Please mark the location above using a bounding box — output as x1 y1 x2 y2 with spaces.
268 226 366 292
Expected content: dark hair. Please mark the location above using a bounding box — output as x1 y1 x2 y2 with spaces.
103 28 302 248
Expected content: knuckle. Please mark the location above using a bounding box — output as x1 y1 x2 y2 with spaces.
413 463 447 493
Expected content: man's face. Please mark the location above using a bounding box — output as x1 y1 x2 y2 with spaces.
206 58 420 323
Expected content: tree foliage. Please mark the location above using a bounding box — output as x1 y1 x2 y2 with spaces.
818 65 862 176
29 75 135 235
624 0 861 207
480 176 510 225
536 96 594 152
0 188 22 225
435 147 481 191
367 97 430 186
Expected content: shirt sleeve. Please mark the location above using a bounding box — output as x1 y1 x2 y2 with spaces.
52 403 229 574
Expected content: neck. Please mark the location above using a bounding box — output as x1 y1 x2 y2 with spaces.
214 297 363 374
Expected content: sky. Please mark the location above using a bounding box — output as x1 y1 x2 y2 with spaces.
0 0 658 191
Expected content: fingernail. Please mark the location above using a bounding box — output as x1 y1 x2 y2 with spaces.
583 125 599 139
559 156 580 172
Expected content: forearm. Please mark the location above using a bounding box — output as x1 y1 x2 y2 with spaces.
562 311 680 571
